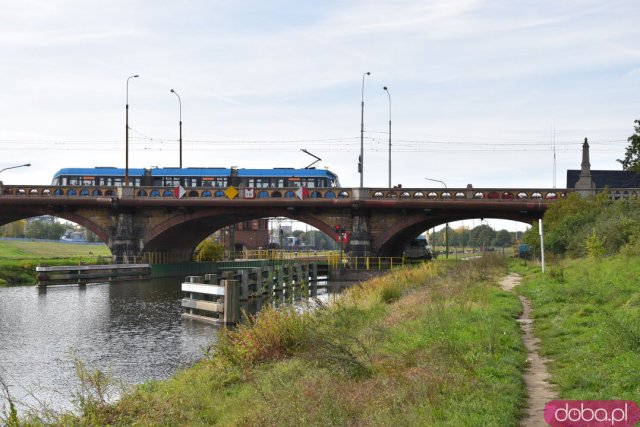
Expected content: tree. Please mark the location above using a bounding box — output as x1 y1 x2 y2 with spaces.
468 224 496 249
493 229 513 247
617 119 640 172
194 237 225 261
0 220 27 238
24 220 67 240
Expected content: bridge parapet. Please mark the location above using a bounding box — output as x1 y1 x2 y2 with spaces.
369 188 575 201
0 185 352 200
1 184 639 203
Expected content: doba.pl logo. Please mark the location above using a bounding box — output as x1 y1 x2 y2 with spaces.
544 400 640 426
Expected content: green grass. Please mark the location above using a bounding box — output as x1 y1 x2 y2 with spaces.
514 255 640 400
11 255 529 426
0 239 111 285
0 240 110 259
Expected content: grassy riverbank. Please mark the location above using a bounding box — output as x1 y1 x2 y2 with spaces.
513 255 640 400
12 256 527 426
0 239 111 285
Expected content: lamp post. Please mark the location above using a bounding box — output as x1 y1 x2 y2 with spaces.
425 177 449 259
170 89 182 168
383 86 391 188
125 74 139 186
359 72 370 188
0 163 30 174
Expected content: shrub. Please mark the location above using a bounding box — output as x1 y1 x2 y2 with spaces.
216 306 313 366
193 238 225 261
585 229 605 258
380 283 402 304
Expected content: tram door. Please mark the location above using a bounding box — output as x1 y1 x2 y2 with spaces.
142 169 157 187
229 167 239 187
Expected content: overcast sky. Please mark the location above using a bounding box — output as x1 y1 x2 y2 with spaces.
1 0 639 194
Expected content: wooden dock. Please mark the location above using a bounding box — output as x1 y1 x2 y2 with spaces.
35 264 151 287
181 262 319 324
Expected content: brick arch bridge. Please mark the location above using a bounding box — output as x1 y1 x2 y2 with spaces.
0 184 584 262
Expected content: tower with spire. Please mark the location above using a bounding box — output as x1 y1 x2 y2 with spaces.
575 137 595 195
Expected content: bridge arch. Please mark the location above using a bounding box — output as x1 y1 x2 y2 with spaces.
374 211 540 257
141 207 344 260
0 208 111 244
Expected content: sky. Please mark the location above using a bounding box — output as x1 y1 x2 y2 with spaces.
1 0 639 232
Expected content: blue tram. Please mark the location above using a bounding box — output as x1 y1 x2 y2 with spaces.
51 167 340 188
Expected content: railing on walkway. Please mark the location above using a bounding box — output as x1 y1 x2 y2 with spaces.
327 256 408 271
36 264 150 287
237 249 338 260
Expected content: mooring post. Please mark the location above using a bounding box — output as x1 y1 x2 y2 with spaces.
223 279 240 324
239 269 249 301
254 267 264 295
295 263 304 297
36 263 47 287
311 262 318 297
301 263 309 297
274 265 283 299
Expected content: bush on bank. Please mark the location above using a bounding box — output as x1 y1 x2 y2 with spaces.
4 255 529 426
523 192 640 258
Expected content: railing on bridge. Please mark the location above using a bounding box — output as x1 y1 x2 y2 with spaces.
2 183 639 202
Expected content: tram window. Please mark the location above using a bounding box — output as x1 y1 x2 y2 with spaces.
255 178 268 188
68 177 79 185
277 178 284 187
189 178 198 187
60 177 67 185
215 178 226 187
247 178 254 187
80 178 94 186
162 177 180 186
113 177 123 186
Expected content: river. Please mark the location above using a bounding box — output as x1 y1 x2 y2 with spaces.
0 278 218 414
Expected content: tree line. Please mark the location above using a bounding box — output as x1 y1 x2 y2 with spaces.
429 224 520 249
0 217 99 241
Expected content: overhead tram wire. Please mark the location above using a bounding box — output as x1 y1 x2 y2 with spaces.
0 132 627 153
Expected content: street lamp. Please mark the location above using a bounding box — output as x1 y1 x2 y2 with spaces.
425 177 449 259
383 86 391 188
170 89 182 168
0 163 31 174
125 74 139 186
359 72 370 188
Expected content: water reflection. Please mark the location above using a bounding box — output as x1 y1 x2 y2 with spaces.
0 279 217 413
0 278 351 414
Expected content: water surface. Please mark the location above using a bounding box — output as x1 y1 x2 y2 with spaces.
0 279 217 413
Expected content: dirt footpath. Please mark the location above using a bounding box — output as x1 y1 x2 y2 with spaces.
500 273 557 427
